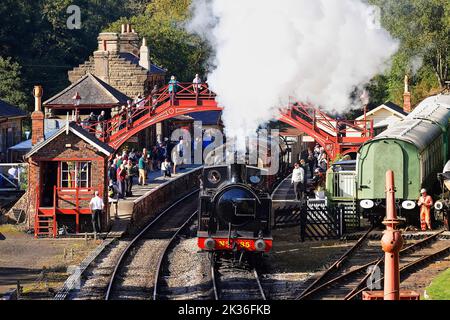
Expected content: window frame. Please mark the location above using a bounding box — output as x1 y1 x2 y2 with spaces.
59 161 92 190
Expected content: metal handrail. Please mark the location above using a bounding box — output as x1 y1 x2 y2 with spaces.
79 82 216 142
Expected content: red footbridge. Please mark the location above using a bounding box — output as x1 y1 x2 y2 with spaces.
82 83 374 159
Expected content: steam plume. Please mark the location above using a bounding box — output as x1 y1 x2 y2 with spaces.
187 0 399 139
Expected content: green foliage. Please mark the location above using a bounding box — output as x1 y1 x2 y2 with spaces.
0 0 138 109
365 74 390 107
425 268 450 300
0 57 28 110
105 0 211 81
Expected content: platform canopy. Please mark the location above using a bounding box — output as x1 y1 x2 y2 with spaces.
44 73 131 110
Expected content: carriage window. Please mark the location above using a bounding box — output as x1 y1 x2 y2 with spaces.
60 161 91 188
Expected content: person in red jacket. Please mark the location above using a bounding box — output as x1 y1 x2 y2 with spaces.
417 188 433 231
117 164 127 199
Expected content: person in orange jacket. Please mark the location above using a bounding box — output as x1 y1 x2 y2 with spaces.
417 188 433 231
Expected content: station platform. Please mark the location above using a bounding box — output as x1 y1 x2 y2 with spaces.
106 164 201 238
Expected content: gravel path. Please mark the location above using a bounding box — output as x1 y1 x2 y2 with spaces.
71 240 129 300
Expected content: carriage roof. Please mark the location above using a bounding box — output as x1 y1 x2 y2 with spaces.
371 119 443 152
366 94 450 152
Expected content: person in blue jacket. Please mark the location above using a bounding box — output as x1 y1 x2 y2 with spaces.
168 75 179 105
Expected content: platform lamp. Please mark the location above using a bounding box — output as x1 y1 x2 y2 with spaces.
72 92 81 123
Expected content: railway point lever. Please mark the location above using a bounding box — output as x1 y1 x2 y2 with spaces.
381 170 403 300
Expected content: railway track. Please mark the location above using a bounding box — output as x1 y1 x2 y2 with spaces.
347 231 450 300
211 254 266 300
297 229 447 300
152 210 198 300
104 190 199 300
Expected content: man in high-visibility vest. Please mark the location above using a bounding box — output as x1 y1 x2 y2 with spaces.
417 188 433 231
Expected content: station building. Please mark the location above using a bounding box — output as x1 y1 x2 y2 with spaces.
0 99 27 162
26 86 113 237
43 24 168 149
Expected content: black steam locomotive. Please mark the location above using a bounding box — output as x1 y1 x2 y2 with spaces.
197 163 273 254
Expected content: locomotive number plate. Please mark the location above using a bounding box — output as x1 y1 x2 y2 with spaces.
216 239 253 250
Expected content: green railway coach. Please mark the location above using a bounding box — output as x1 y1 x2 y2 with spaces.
356 94 450 223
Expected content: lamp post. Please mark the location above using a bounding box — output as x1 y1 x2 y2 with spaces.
72 92 81 123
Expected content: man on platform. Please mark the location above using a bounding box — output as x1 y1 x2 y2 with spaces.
291 162 305 202
89 191 104 235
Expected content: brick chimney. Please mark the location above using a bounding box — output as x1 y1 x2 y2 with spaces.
31 85 45 146
119 24 140 56
139 37 150 70
403 74 412 113
94 33 119 82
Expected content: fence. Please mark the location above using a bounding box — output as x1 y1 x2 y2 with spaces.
328 171 356 200
302 199 343 240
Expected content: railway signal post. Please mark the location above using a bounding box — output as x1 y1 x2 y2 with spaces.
363 170 420 300
380 170 403 300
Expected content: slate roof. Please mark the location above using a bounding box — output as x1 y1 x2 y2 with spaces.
119 52 167 74
44 73 130 107
25 121 114 158
382 101 409 116
0 99 27 118
356 101 408 121
9 130 59 152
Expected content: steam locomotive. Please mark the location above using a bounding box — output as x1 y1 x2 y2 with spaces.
197 163 274 254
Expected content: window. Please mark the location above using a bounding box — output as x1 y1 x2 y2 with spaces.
60 161 91 189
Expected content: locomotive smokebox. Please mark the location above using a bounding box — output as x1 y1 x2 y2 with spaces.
230 163 247 184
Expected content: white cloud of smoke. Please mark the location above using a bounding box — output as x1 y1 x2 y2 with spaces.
187 0 399 140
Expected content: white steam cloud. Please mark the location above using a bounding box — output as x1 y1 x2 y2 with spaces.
187 0 399 139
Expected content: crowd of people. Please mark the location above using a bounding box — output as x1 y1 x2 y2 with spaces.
292 144 329 201
78 74 206 139
85 75 206 234
105 137 190 202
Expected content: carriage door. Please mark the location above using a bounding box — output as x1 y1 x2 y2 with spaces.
373 141 405 199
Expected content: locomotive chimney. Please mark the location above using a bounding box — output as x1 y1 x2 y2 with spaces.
31 85 45 146
403 74 412 113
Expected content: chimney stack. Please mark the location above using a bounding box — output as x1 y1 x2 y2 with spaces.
121 24 126 34
126 24 131 33
31 85 45 146
139 37 150 70
403 74 412 113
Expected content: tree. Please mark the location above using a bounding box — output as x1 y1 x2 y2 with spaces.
0 57 28 110
105 0 212 81
0 0 139 104
370 0 450 88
